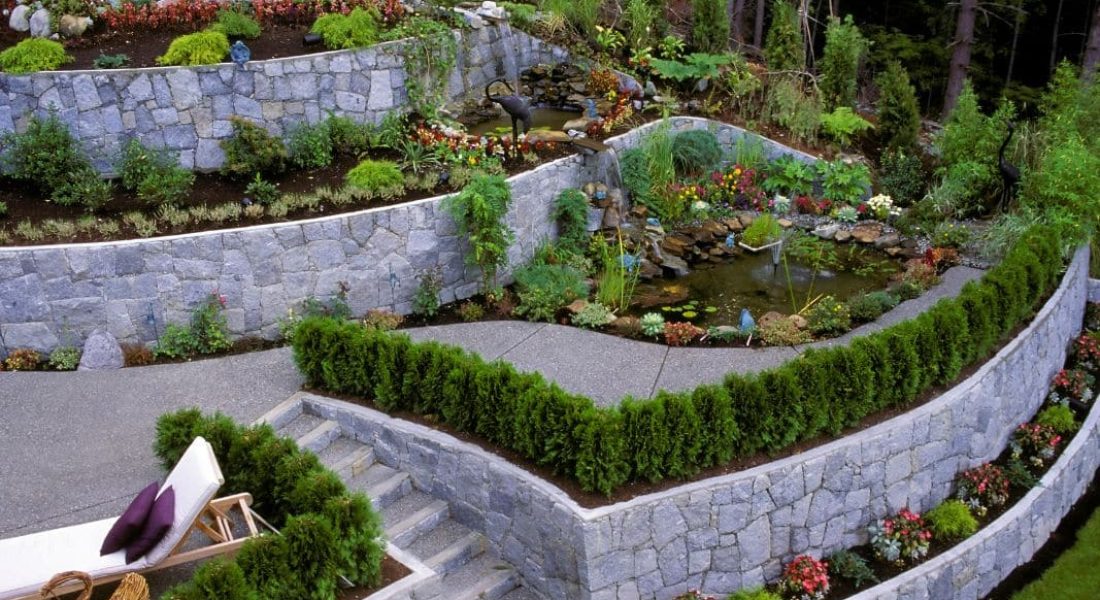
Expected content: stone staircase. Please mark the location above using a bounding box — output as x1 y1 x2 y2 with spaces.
260 401 543 600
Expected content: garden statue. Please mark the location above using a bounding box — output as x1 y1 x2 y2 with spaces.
998 122 1020 212
584 99 598 119
485 78 532 153
231 41 251 66
739 309 755 335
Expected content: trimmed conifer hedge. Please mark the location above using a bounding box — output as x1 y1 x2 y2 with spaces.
292 227 1065 496
154 410 385 600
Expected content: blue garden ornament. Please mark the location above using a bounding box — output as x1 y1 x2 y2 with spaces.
585 99 598 119
619 254 639 272
725 233 736 248
231 41 251 66
646 217 661 228
739 308 755 334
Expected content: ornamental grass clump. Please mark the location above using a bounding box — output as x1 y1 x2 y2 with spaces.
924 499 978 541
157 30 230 66
0 38 72 74
868 507 931 565
345 159 404 197
311 8 381 50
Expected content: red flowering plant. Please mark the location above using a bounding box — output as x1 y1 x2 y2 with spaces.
1071 334 1100 373
955 463 1010 516
101 0 221 32
1010 422 1063 467
1050 367 1095 404
663 321 704 347
711 164 767 211
794 195 818 215
779 554 830 600
868 508 931 565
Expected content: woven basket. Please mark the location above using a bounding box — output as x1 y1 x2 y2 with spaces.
39 571 149 600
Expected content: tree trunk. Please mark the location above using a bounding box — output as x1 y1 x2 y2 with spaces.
943 0 978 119
732 0 747 46
1005 0 1023 87
1084 1 1100 80
754 0 766 49
830 0 839 17
1049 0 1065 73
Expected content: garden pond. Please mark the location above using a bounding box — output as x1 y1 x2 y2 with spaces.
630 244 900 327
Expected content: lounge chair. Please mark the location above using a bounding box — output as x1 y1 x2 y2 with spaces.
0 437 266 600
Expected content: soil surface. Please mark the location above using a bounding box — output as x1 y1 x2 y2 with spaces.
335 554 411 599
0 23 326 70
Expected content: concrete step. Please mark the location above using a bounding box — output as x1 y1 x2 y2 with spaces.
318 437 374 479
438 554 519 600
422 530 488 575
383 491 449 547
274 411 326 441
297 419 340 453
346 462 412 507
496 587 545 600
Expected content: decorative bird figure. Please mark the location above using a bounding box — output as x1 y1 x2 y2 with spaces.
485 78 532 156
739 309 755 334
997 122 1020 213
230 41 251 67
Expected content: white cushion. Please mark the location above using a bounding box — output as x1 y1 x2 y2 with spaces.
0 437 224 600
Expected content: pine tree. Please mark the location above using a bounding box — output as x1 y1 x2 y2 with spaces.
692 0 730 54
819 15 867 110
876 61 921 150
764 0 804 73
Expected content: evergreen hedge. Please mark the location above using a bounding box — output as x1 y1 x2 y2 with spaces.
154 410 385 600
292 228 1065 496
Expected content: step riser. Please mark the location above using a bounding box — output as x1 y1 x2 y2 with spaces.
328 446 374 480
455 569 519 600
389 502 450 547
425 533 487 575
298 420 340 453
367 473 413 510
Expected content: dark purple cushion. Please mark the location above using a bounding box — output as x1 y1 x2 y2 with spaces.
100 482 159 555
124 486 175 564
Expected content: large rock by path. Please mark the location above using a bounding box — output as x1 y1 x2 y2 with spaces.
9 5 31 31
78 329 124 371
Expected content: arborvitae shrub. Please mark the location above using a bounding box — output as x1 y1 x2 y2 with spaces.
690 384 738 467
158 31 230 66
764 0 804 72
691 0 729 54
819 16 867 110
220 118 288 177
875 61 921 150
621 397 671 483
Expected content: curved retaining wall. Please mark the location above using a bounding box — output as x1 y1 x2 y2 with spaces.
0 117 808 356
297 247 1089 600
0 23 563 172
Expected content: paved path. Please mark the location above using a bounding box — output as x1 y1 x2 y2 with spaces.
407 266 985 406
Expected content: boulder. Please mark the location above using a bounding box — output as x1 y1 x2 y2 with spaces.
777 218 794 229
788 314 809 330
565 299 588 315
601 202 622 229
812 224 840 240
611 316 641 336
29 7 50 37
78 329 124 371
638 258 662 280
563 117 599 132
659 255 690 277
9 5 31 32
58 14 92 37
851 223 883 244
759 311 786 328
724 218 744 232
834 230 853 243
873 233 901 250
525 130 571 144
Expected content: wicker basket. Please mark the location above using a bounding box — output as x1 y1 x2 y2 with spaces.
39 571 149 600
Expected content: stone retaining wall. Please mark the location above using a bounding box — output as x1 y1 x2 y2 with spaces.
0 116 809 356
0 23 563 172
1090 277 1100 302
849 394 1100 600
297 247 1090 600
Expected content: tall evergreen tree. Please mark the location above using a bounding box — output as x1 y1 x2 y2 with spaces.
876 61 921 150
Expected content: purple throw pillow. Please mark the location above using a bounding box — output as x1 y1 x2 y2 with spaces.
100 482 159 555
124 486 175 564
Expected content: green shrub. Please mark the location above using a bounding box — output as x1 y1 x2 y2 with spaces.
154 293 232 359
47 346 81 371
620 148 653 211
764 76 822 144
345 159 404 196
51 176 113 211
935 82 1015 217
727 588 782 600
764 0 804 72
287 121 334 170
163 558 259 600
741 214 781 247
820 107 873 148
622 0 656 49
1036 404 1078 434
443 173 513 293
671 129 723 176
157 31 230 66
817 159 871 205
827 549 879 589
244 174 280 205
925 499 979 540
311 8 381 50
0 38 72 74
117 139 195 206
878 149 925 206
876 61 921 150
210 9 262 39
691 0 728 54
93 53 129 69
819 16 868 110
325 115 373 155
847 291 899 323
514 263 587 322
552 189 589 254
412 267 442 317
1 113 94 198
220 118 287 178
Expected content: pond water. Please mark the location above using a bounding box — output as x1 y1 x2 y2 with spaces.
630 246 900 326
467 108 582 137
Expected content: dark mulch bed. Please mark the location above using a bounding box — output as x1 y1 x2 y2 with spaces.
0 23 326 71
334 554 411 599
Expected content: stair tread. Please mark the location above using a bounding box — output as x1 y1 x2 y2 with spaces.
440 554 517 600
276 412 325 441
382 490 444 530
497 587 543 600
347 462 401 489
317 436 365 466
406 519 478 561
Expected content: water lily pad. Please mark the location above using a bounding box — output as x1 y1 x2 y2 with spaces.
682 311 698 319
705 306 719 314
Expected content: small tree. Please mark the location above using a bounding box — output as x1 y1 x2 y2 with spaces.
691 0 729 54
819 15 867 110
875 61 921 150
443 174 514 295
764 0 804 73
